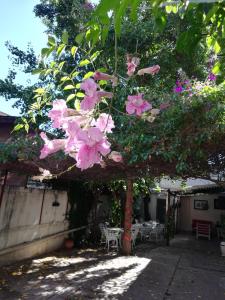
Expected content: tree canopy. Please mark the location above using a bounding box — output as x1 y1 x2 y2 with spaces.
0 0 224 183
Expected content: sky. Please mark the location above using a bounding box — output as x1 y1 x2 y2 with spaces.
0 0 99 117
0 0 47 116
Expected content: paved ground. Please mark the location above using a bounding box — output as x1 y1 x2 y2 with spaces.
0 234 225 300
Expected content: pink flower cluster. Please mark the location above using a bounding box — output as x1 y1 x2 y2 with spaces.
126 55 140 76
126 55 160 77
40 56 162 171
40 73 123 170
80 78 113 110
126 94 152 116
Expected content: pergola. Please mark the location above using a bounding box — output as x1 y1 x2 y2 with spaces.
1 136 225 254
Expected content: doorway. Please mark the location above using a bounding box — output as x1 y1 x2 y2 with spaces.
156 198 166 223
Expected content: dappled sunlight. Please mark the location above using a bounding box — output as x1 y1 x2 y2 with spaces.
1 249 151 299
95 256 151 297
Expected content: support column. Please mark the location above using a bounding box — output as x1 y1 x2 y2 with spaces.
122 179 133 255
0 170 8 209
165 189 171 246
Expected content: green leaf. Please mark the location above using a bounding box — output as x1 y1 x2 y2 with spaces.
64 85 75 90
154 13 167 32
79 59 91 67
53 69 59 77
67 94 76 102
61 76 71 82
25 124 29 133
130 0 141 21
76 92 85 98
45 69 52 76
214 40 221 54
48 36 56 46
57 44 66 57
13 124 24 132
32 68 42 75
115 0 131 35
34 88 45 94
71 71 80 78
71 46 78 57
83 72 94 79
62 31 69 44
165 6 173 13
90 51 101 61
212 61 220 75
75 83 81 88
75 32 85 45
41 48 50 58
58 61 65 70
75 99 81 110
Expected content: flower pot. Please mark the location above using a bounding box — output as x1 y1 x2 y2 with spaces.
65 238 74 249
220 242 225 256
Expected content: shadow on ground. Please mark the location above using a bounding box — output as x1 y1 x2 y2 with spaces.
0 234 225 300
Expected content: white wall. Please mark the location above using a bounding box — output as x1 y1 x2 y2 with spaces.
179 193 225 231
0 186 69 255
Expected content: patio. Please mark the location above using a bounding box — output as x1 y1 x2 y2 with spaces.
0 234 225 300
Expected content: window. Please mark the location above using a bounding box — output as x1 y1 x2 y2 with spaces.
214 197 225 210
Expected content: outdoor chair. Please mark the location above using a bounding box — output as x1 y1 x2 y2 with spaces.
103 228 121 251
196 222 211 240
131 228 139 248
99 223 107 245
139 226 152 241
149 225 165 242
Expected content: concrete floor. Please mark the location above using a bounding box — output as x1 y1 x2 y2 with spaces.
0 234 225 300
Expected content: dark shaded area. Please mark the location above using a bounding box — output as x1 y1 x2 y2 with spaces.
67 181 94 245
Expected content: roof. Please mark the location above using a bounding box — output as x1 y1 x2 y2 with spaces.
156 177 217 192
0 111 9 116
0 113 17 124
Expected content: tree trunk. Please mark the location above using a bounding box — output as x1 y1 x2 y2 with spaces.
122 179 133 255
166 190 171 246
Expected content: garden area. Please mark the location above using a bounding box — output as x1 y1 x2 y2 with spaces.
0 0 225 298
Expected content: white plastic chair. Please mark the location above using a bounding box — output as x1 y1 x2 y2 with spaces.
99 223 107 245
103 228 121 251
131 228 139 248
149 225 165 242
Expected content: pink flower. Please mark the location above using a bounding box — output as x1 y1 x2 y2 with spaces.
64 120 83 152
93 113 115 133
40 132 66 159
80 78 98 96
80 95 99 110
109 151 123 162
94 72 118 86
48 100 68 128
126 56 140 76
174 86 183 93
208 73 216 81
137 65 160 76
126 94 152 116
74 127 111 170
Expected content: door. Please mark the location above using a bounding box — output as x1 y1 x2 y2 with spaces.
156 198 166 223
178 196 192 231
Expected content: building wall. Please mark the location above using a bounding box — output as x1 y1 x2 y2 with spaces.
0 186 69 264
179 193 225 231
0 123 14 143
149 192 167 221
